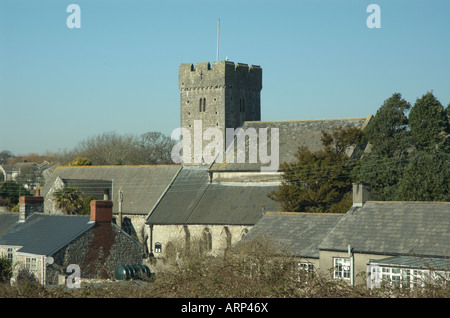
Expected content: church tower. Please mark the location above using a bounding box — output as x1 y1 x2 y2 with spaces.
179 61 262 164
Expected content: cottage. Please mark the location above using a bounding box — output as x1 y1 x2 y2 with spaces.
240 212 343 271
241 184 450 288
318 185 450 287
41 165 181 246
0 195 144 285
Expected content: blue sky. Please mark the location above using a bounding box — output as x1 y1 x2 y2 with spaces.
1 0 449 155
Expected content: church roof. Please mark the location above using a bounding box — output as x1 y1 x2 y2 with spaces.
209 116 372 172
146 166 280 226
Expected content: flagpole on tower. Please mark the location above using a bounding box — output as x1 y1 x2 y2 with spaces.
216 18 220 61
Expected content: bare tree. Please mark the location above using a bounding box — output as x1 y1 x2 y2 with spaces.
133 131 176 165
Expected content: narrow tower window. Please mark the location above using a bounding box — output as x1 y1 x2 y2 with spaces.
199 98 206 112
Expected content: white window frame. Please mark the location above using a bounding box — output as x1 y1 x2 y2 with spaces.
368 264 449 289
7 248 13 263
297 262 314 281
25 257 37 270
334 257 351 280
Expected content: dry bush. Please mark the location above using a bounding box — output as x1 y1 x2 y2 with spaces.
0 237 448 298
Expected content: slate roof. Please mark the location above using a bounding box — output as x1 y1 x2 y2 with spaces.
319 201 450 258
41 165 181 215
241 212 343 258
0 213 93 256
209 116 372 172
146 166 280 225
0 213 20 239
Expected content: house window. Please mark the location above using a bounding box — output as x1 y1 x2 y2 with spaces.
25 257 37 270
155 242 162 253
7 248 13 263
298 262 314 273
334 258 350 279
297 262 314 281
381 267 402 286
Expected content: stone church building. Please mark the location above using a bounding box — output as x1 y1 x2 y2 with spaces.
40 60 371 274
145 60 371 270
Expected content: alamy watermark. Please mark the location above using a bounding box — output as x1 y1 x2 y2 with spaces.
170 120 280 172
366 4 381 29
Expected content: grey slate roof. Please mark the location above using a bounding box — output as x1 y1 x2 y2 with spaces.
209 116 371 172
41 165 181 215
0 213 20 239
0 213 92 256
146 166 280 225
241 212 343 258
319 201 450 258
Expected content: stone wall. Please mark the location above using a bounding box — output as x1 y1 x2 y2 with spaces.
179 61 262 164
149 224 251 271
46 223 143 284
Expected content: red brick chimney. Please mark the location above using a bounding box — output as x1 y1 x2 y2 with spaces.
90 200 113 223
19 196 44 222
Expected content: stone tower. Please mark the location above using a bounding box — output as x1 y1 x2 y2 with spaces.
179 61 262 164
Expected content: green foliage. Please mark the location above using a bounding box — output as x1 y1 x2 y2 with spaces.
409 92 449 150
0 257 12 283
268 127 363 213
396 150 450 201
353 92 450 201
53 185 83 215
69 157 92 166
0 181 31 208
80 195 97 215
352 154 409 201
364 92 412 157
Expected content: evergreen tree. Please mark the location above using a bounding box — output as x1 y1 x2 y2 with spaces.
363 92 411 157
409 92 449 150
352 93 412 200
268 127 363 213
396 150 450 201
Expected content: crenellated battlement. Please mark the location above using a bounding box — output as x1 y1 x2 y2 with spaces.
179 61 262 90
180 61 262 74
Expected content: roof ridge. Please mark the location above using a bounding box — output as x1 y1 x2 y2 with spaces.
55 164 180 170
267 211 344 216
365 200 450 205
244 117 369 124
